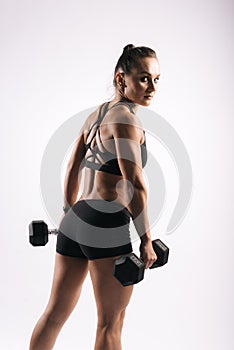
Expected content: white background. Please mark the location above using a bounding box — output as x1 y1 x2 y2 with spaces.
0 0 233 349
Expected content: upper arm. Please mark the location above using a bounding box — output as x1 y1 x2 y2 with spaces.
67 126 86 172
111 115 145 186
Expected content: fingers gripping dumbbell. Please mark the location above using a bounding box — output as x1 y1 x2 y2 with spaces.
113 239 169 286
29 220 58 246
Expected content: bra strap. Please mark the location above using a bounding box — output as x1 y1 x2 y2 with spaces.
107 101 136 114
97 101 111 124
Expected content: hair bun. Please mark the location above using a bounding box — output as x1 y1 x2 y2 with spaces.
123 44 135 53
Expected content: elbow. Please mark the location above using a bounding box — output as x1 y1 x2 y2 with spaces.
127 174 147 193
120 163 147 194
133 179 147 193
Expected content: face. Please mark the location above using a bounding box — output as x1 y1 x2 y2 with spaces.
118 57 160 106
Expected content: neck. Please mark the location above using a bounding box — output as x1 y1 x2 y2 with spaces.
111 92 139 114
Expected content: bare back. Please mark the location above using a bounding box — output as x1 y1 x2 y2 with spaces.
79 103 145 207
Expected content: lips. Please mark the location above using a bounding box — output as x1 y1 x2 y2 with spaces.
144 95 153 99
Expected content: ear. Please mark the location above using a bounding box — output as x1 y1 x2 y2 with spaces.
115 72 126 86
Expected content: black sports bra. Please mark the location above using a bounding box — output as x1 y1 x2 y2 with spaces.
84 101 147 176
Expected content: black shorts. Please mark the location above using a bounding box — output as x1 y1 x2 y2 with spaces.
56 199 133 260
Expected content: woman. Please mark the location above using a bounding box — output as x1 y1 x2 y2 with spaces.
30 44 161 350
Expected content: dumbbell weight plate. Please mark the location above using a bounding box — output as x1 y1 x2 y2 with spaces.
29 220 49 246
113 253 145 286
150 239 169 269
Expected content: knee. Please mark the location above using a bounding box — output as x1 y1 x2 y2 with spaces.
43 309 68 328
97 309 126 333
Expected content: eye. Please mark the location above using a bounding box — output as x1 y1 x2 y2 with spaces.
140 76 160 83
140 76 149 82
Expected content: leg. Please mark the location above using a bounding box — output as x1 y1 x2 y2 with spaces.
29 253 89 350
89 256 134 350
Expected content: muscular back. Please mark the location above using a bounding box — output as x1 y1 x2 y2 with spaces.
80 103 145 206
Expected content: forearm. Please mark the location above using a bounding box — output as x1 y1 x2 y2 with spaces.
127 184 152 242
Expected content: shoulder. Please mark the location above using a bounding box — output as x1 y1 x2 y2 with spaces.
107 105 142 124
81 104 103 136
105 106 143 139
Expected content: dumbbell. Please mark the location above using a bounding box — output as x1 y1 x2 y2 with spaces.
29 223 169 286
29 220 58 246
113 239 169 286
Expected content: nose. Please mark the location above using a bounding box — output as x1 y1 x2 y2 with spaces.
147 79 156 93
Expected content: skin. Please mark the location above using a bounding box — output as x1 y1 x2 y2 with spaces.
116 56 160 108
29 56 161 350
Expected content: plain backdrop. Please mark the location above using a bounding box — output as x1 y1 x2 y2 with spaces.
0 0 233 349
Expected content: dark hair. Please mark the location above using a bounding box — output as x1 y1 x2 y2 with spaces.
113 44 157 86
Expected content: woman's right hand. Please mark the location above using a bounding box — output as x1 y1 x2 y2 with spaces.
139 239 157 269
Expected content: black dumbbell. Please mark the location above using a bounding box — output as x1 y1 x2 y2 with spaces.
113 239 169 286
29 220 58 246
29 223 169 286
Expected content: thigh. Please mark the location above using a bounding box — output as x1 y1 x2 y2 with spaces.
89 257 134 320
44 253 89 320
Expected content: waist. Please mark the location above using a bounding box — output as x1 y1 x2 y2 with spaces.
85 159 122 176
72 198 131 227
76 198 130 212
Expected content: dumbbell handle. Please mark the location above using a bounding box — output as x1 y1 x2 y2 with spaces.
48 229 59 235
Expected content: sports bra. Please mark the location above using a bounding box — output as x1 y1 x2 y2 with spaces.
84 101 147 176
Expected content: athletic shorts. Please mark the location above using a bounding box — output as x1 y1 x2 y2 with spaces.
56 199 133 260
